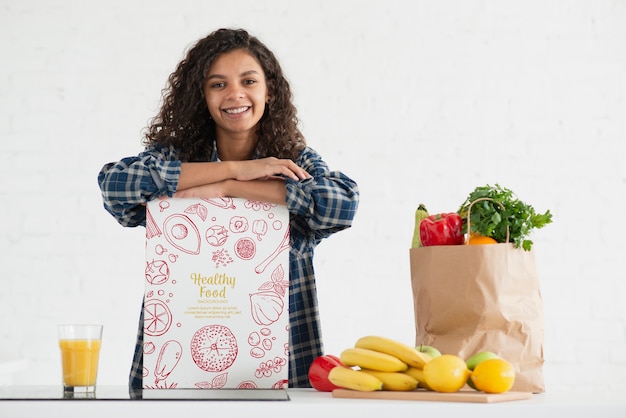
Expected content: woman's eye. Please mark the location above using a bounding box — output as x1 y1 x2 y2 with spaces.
243 79 256 85
210 82 225 88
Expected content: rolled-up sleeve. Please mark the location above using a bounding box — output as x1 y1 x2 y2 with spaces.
97 146 182 227
285 147 359 242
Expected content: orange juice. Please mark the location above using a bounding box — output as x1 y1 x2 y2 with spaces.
59 339 101 387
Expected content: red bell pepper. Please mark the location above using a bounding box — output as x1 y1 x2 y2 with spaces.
308 354 345 392
419 213 464 246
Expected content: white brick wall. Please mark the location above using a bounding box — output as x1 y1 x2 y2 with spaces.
1 0 625 390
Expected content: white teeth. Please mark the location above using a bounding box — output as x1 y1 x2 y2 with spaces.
224 107 249 114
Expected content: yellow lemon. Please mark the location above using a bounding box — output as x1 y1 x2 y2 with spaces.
422 354 470 393
470 358 516 394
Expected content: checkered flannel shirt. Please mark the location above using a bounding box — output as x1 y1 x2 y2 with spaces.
97 144 359 388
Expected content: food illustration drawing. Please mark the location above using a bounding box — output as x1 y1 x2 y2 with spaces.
201 197 236 209
272 379 288 389
252 219 268 241
234 237 256 260
250 291 284 326
257 265 289 296
229 216 249 233
250 347 265 358
237 380 258 389
145 259 170 285
195 373 228 389
190 325 239 372
163 214 201 255
255 228 290 274
272 219 283 231
144 299 173 336
146 207 162 239
247 327 277 359
144 198 289 388
184 202 209 221
244 200 275 212
212 248 234 268
248 332 261 346
205 225 229 246
158 201 170 212
144 341 156 355
254 357 287 378
154 340 183 385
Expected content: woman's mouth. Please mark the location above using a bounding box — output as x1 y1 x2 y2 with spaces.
223 106 250 114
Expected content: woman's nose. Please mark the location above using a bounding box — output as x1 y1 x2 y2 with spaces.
225 84 245 100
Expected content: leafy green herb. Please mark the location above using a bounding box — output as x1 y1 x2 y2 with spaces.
457 184 553 251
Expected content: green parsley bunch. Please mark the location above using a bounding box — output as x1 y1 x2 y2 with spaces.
457 184 553 251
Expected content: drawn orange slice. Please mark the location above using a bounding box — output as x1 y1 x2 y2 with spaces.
144 299 173 336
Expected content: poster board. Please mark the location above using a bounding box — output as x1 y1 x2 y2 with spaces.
143 197 290 389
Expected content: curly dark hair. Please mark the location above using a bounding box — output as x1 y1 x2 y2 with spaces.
143 28 306 162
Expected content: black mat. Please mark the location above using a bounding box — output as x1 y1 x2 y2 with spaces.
0 386 290 401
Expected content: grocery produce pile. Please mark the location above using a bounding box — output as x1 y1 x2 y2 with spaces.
307 185 552 395
412 183 552 251
308 336 516 394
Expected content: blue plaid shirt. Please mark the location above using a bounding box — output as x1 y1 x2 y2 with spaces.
97 144 359 388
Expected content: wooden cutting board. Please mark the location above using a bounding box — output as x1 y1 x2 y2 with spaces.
332 388 532 403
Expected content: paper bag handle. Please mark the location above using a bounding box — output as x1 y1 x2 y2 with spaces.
466 197 510 244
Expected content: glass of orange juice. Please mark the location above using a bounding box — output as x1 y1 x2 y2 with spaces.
58 324 103 397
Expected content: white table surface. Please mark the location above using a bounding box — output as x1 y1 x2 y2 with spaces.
1 386 625 418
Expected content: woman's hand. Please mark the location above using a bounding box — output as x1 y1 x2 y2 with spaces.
232 158 312 182
178 158 311 191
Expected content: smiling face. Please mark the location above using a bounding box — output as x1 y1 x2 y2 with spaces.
203 49 269 145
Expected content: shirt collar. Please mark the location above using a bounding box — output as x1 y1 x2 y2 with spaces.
210 139 260 162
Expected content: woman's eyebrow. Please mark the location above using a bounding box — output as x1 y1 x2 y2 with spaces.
240 70 261 77
206 70 261 80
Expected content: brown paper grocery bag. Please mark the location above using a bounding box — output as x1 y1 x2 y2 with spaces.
409 243 545 393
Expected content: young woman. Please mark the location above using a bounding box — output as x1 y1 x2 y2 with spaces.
97 28 359 388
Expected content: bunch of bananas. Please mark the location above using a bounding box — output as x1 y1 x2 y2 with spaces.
328 335 432 392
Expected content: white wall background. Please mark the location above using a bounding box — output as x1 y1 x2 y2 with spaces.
1 0 625 391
